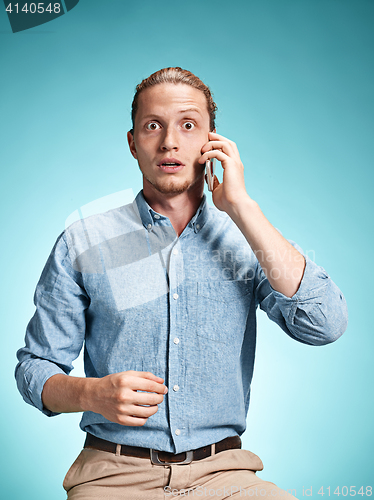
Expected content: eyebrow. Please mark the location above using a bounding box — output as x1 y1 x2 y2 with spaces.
141 108 203 121
178 108 202 115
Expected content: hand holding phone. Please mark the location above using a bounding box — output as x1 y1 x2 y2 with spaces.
205 158 216 192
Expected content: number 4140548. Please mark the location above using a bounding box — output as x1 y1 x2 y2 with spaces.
318 487 372 497
6 3 62 14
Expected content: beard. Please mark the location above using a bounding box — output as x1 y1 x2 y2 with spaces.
139 164 205 195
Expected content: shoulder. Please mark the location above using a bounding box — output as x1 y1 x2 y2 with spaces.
60 201 143 273
64 201 141 248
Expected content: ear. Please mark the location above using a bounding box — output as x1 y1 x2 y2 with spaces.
127 130 137 159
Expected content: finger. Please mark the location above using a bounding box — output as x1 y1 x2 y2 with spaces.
208 131 228 140
199 150 228 165
129 377 168 395
132 391 164 406
128 404 159 419
125 371 166 388
135 371 165 383
208 132 239 153
201 140 233 155
208 131 235 143
119 415 150 427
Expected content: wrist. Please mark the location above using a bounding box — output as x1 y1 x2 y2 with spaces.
226 195 260 224
79 377 99 413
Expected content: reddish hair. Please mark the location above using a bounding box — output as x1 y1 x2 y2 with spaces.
130 67 217 133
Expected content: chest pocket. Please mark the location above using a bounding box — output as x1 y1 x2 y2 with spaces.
196 280 252 344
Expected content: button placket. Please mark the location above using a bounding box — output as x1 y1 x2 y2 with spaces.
168 241 183 448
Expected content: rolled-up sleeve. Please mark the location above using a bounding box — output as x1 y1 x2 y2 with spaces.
255 251 348 346
15 232 90 416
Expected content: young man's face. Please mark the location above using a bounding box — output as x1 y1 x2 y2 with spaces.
128 83 211 197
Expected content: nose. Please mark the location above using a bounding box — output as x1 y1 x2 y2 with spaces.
160 126 179 151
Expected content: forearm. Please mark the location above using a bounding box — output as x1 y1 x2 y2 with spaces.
41 373 95 414
41 370 167 425
200 133 305 297
201 132 346 339
228 195 305 297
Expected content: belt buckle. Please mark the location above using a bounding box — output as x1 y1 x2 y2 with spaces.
150 449 193 465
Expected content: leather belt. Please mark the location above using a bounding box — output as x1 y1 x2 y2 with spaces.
84 433 241 465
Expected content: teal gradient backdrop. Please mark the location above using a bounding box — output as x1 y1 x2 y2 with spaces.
1 1 373 498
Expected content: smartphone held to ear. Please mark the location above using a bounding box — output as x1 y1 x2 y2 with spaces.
205 158 216 192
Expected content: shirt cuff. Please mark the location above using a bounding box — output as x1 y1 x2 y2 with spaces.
16 358 66 417
270 256 348 344
271 254 328 298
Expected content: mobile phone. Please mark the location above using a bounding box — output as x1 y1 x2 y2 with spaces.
205 158 216 192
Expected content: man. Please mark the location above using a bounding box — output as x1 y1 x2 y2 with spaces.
16 67 348 499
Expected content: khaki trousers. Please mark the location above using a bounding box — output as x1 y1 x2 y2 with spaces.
63 447 298 499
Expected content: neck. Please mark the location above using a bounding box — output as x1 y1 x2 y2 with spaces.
142 179 204 236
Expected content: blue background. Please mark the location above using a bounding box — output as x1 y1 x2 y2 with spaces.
1 0 373 498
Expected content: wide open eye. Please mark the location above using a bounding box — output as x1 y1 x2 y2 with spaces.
182 122 195 130
146 122 161 131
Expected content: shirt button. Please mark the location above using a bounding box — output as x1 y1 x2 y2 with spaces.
154 214 160 219
173 385 179 392
147 223 152 230
172 248 178 255
175 429 181 436
196 224 200 229
173 293 179 300
173 337 180 345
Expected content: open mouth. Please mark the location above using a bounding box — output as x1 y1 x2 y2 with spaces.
157 158 185 172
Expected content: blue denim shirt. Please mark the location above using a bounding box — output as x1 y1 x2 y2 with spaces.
15 191 348 453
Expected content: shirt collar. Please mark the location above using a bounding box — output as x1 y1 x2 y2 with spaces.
134 190 209 233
